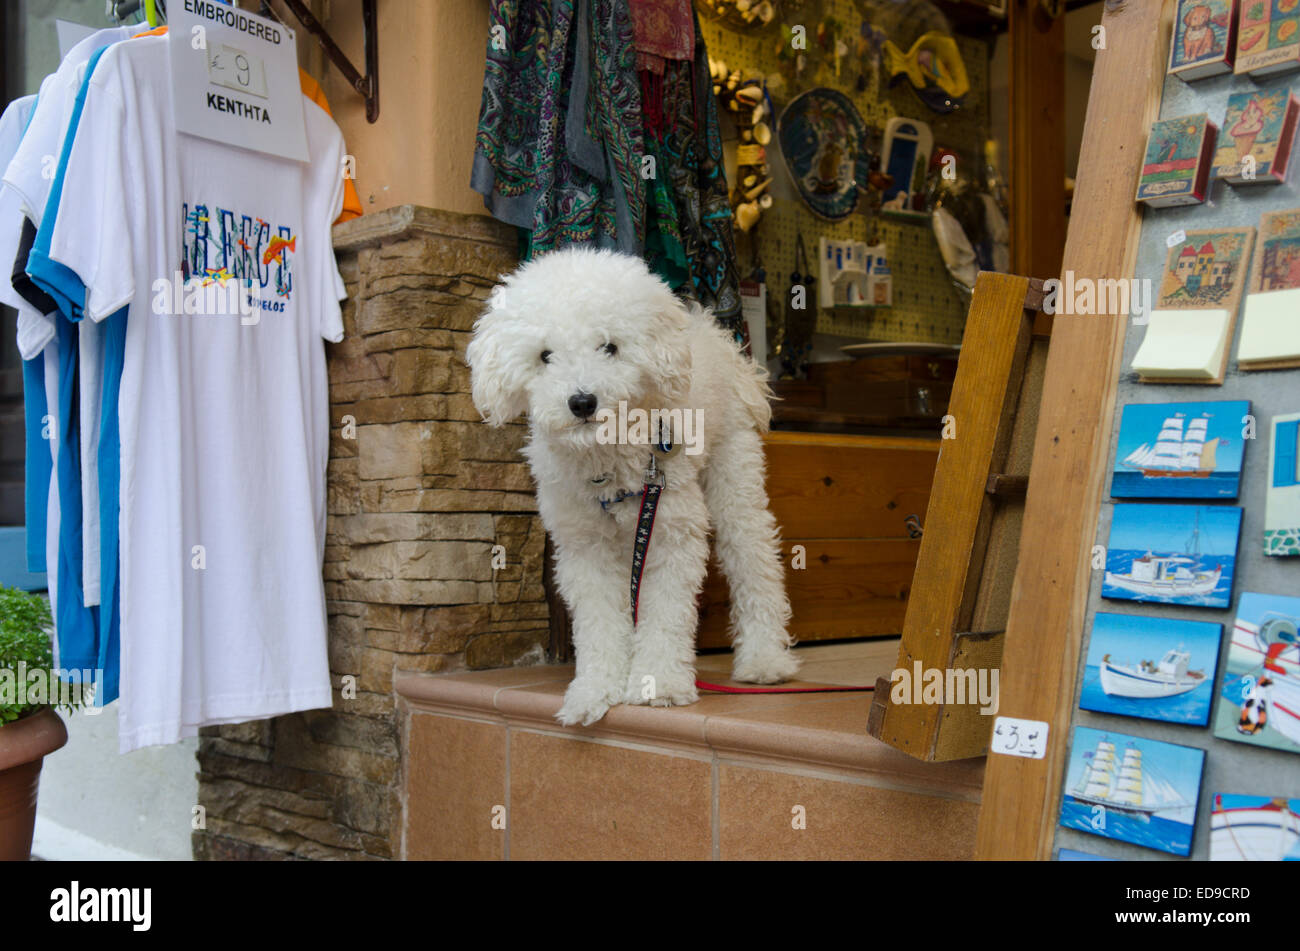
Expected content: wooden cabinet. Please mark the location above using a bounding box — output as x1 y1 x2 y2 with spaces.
696 431 940 647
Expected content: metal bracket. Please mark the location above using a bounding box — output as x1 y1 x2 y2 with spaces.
276 0 379 123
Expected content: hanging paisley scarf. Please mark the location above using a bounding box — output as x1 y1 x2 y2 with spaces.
649 10 744 327
472 0 645 257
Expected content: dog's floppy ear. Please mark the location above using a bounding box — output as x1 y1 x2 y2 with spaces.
466 285 530 426
648 292 695 404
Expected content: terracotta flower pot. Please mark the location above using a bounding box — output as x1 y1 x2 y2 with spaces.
0 707 68 861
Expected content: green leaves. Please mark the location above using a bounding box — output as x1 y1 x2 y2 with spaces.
0 584 62 723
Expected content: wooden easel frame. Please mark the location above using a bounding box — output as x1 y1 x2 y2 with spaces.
866 272 1047 761
974 0 1173 860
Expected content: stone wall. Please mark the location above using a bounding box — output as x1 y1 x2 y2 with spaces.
193 206 545 861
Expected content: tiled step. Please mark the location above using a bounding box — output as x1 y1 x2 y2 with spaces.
397 641 985 860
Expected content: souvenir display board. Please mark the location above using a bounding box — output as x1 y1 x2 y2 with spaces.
700 2 992 346
1050 6 1300 861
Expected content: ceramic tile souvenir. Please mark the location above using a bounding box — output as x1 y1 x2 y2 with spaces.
1209 793 1300 859
1101 503 1241 609
1170 0 1238 79
1213 592 1300 755
1060 726 1205 857
1213 87 1300 182
1131 227 1255 383
1238 209 1300 368
1112 400 1249 499
1057 848 1117 861
1235 0 1300 77
879 115 932 213
1080 612 1223 726
1265 413 1300 555
1136 114 1218 207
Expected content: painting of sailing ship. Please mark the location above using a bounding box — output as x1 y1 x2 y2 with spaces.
1060 726 1205 856
1080 613 1223 725
1214 591 1300 755
1210 793 1300 860
1112 401 1248 499
1102 504 1242 608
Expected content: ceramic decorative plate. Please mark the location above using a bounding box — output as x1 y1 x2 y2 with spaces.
776 88 874 221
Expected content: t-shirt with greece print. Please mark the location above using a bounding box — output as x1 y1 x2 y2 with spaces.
44 34 346 752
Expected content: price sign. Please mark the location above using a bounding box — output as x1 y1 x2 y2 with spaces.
990 716 1048 759
171 0 308 162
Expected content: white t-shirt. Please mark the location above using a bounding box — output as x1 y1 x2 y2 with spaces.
46 34 346 751
3 26 145 606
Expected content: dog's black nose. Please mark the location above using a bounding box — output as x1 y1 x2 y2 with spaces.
568 392 598 419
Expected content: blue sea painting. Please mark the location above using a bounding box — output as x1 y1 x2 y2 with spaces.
1057 848 1115 861
1080 612 1223 726
1212 591 1300 756
1060 726 1205 857
1102 504 1241 608
1111 401 1248 500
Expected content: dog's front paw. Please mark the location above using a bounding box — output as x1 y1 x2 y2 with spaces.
555 678 622 727
732 645 801 684
623 669 699 708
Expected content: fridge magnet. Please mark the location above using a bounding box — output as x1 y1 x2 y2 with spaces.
1235 0 1300 77
1112 400 1249 499
1213 87 1300 183
1136 113 1218 207
1060 726 1205 857
1101 503 1241 609
879 115 933 213
1265 413 1300 555
1080 612 1223 726
1213 591 1300 755
1237 209 1300 369
1130 227 1255 383
1170 0 1238 79
1056 848 1116 861
1209 793 1300 859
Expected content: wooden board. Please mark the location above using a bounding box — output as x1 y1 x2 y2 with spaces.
697 538 922 647
869 271 1036 760
974 0 1174 860
764 436 939 540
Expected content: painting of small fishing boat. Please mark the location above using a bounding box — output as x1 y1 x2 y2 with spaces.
1215 592 1300 755
1102 503 1240 608
1060 726 1204 856
1081 613 1221 725
1210 793 1300 860
1112 401 1248 499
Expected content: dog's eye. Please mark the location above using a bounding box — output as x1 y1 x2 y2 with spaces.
602 342 618 356
540 350 552 365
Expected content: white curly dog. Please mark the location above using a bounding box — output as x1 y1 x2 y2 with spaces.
467 248 800 726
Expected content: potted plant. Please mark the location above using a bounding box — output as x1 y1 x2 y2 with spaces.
0 584 76 860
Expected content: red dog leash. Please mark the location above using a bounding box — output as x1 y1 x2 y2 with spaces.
629 455 872 695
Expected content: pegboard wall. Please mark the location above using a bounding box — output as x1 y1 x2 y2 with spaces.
700 4 992 345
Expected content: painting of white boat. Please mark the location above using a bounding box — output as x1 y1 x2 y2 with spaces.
1081 613 1221 725
1103 554 1221 598
1215 593 1300 755
1100 649 1205 698
1210 794 1300 861
1102 504 1240 608
1113 401 1247 499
